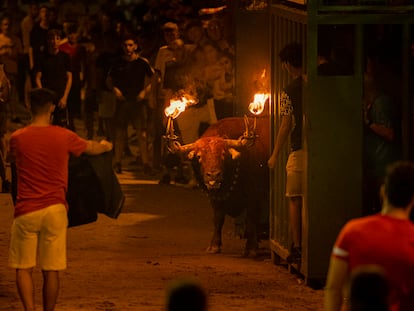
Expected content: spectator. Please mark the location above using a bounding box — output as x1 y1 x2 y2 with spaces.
34 29 72 128
29 5 50 72
107 33 154 174
267 43 304 264
19 1 39 107
0 14 24 123
324 161 414 311
59 23 87 132
8 87 112 311
348 265 391 311
363 53 402 215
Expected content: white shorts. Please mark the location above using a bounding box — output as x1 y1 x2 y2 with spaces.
9 204 68 270
285 150 304 197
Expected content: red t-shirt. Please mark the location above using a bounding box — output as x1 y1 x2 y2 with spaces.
9 125 87 217
332 214 414 311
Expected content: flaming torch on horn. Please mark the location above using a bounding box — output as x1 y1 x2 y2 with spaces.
242 68 269 144
243 92 269 144
164 94 197 151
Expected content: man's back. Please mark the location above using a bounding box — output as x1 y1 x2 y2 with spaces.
334 214 414 310
9 125 86 217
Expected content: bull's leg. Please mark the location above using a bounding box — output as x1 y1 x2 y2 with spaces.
206 207 225 254
243 201 259 258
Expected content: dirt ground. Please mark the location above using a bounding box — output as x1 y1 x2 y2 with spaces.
0 117 324 311
0 176 324 311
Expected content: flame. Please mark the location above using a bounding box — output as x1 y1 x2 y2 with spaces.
164 94 197 119
248 93 269 116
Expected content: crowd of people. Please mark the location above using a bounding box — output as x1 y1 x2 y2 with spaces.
1 1 413 311
0 0 235 186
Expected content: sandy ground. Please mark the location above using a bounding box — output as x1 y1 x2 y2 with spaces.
0 180 324 311
0 117 324 311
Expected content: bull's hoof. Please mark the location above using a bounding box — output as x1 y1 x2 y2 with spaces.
242 248 258 258
206 245 221 254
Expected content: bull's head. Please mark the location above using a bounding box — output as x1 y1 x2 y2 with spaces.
174 137 244 190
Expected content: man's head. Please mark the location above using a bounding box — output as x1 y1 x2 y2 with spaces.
121 33 138 57
279 42 302 69
167 278 207 311
162 22 180 45
47 29 62 51
383 161 414 208
29 88 55 116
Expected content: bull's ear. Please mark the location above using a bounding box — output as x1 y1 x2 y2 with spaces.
228 148 240 160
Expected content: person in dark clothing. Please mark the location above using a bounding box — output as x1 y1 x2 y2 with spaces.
107 33 154 174
34 29 72 128
268 42 304 264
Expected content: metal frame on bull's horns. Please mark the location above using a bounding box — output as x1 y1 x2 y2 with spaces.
241 115 257 147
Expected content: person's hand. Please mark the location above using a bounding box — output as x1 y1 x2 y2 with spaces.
99 139 113 152
113 87 124 101
137 89 146 102
268 155 276 169
58 96 67 109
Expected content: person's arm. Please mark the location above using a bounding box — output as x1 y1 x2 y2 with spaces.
366 122 394 142
59 71 72 108
35 71 42 88
325 257 349 311
83 139 113 155
268 115 291 169
28 47 34 70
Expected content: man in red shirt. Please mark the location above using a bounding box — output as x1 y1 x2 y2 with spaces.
8 88 112 311
325 161 414 311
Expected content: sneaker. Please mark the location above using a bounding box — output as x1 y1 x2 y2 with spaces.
286 246 302 264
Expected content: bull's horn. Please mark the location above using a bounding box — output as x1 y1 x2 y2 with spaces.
223 138 245 148
171 141 195 153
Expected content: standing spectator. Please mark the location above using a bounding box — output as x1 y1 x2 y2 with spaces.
8 87 112 311
94 10 120 139
325 161 414 311
59 24 87 132
107 33 154 174
363 53 402 215
0 14 24 123
29 5 50 72
19 1 39 108
267 43 304 264
34 29 72 128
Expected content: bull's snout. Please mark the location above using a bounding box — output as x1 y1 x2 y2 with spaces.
204 170 223 190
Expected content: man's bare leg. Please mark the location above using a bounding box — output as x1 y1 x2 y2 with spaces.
42 270 59 311
289 196 302 247
16 268 36 311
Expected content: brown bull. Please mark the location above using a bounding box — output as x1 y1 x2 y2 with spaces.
176 116 269 257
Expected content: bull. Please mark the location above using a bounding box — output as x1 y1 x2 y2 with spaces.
174 116 269 257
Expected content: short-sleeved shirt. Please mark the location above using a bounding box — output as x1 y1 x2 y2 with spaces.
364 92 401 177
34 50 72 97
280 77 303 152
332 214 414 311
108 56 154 102
9 125 87 217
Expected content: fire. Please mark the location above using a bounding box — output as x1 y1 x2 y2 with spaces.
248 93 269 116
164 94 197 119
